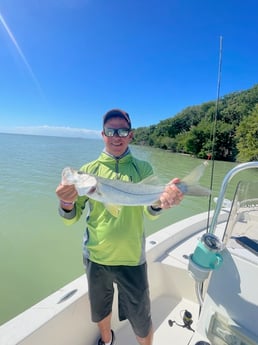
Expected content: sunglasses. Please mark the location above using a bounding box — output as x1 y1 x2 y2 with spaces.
104 127 131 137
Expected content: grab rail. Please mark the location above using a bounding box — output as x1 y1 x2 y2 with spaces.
209 161 258 234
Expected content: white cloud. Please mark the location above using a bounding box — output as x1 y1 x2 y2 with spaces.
0 125 101 139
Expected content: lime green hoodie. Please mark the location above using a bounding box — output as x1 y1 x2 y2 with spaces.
60 150 159 266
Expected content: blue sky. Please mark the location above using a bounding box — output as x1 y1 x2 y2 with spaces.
0 0 257 138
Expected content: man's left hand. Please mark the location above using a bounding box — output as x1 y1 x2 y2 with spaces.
159 178 184 209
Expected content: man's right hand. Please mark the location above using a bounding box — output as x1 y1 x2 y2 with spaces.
56 184 78 210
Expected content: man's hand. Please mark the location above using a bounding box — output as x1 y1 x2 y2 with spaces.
159 178 184 209
56 184 78 210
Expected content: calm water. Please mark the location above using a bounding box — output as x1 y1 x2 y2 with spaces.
0 133 255 324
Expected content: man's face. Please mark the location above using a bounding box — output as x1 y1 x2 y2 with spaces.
102 117 133 157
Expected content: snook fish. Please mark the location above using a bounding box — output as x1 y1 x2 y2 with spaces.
61 162 210 212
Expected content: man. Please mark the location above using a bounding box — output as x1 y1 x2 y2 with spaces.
56 109 183 345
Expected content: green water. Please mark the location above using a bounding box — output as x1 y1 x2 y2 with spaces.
0 133 255 324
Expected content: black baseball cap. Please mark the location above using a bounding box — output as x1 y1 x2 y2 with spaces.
103 109 131 129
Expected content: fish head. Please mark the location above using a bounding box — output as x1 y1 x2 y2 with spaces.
76 172 97 196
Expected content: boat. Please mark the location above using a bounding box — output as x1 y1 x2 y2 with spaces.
1 161 258 345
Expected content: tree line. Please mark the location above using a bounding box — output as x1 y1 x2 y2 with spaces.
132 84 258 162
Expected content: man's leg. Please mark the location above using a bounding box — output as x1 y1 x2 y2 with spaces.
136 326 153 345
98 313 113 343
115 263 153 345
86 261 114 343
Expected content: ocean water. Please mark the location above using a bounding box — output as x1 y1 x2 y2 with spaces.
1 133 254 325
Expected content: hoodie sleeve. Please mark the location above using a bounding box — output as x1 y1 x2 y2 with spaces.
59 195 88 225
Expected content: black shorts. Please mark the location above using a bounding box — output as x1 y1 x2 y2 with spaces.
85 260 152 338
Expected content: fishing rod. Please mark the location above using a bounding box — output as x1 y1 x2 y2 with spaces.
195 37 224 318
206 36 223 231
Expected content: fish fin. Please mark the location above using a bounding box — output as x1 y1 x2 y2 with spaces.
138 175 161 185
104 204 121 217
178 161 210 196
184 184 211 196
182 161 209 185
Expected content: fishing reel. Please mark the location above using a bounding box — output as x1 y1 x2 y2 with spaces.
168 309 194 332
